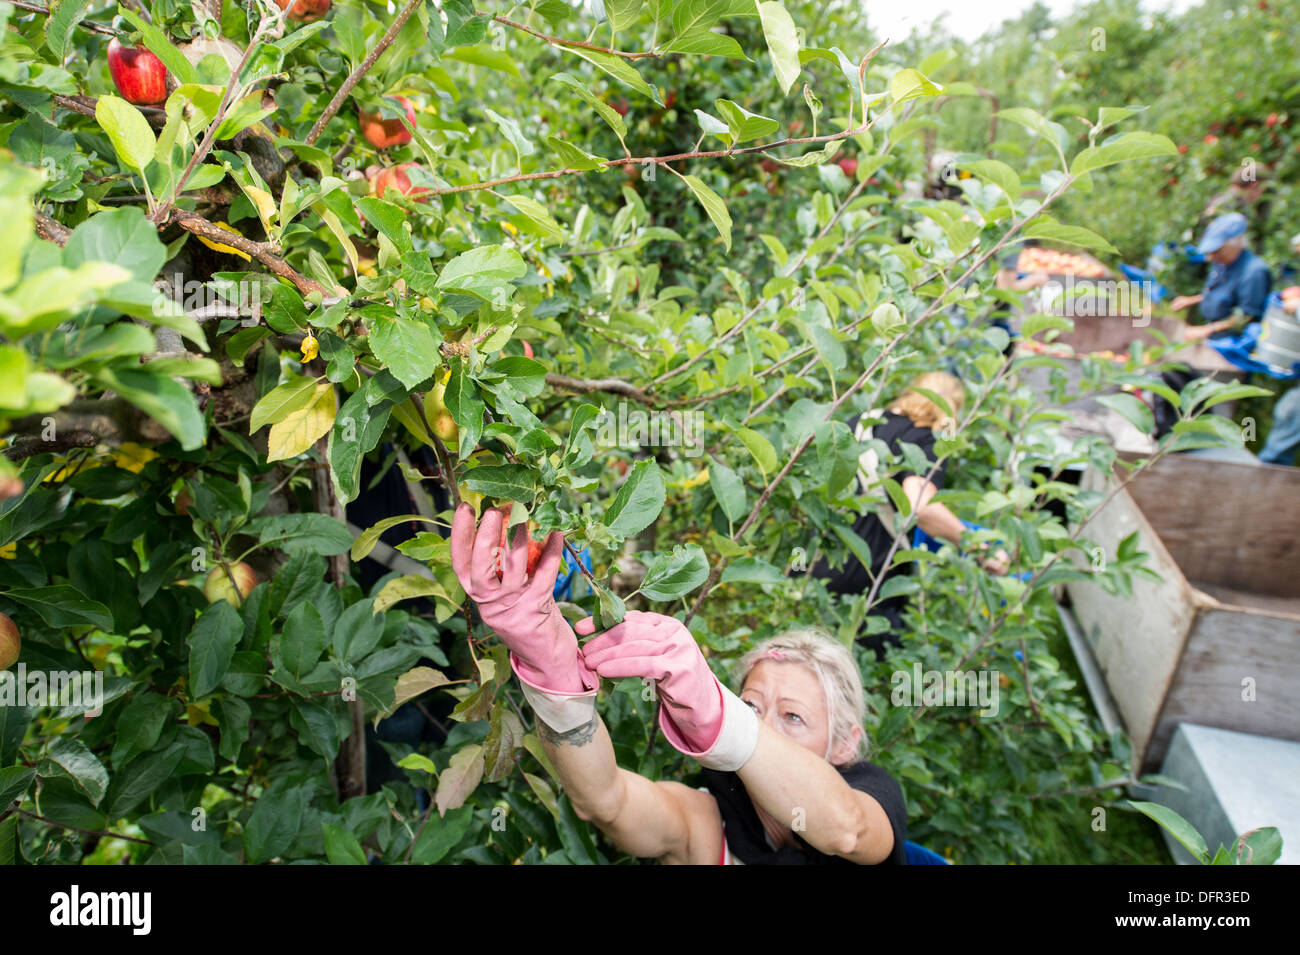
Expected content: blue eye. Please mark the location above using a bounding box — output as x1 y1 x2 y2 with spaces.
784 712 803 725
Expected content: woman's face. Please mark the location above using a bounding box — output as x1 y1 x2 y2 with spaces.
741 660 834 761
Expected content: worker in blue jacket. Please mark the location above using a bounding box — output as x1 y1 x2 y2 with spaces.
1154 213 1274 438
1168 212 1273 340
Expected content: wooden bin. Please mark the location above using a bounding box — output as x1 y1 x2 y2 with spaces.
1065 453 1300 774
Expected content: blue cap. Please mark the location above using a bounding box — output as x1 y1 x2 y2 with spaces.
1196 212 1247 255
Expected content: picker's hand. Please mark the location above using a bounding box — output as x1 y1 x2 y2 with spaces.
578 611 758 770
450 503 596 695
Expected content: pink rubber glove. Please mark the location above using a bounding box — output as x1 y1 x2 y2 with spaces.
578 611 758 770
450 503 597 695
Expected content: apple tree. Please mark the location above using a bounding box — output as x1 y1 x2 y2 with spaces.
0 0 1260 864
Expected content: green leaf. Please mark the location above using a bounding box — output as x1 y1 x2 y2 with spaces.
757 1 801 94
1125 800 1209 864
242 785 306 864
0 766 35 809
562 47 658 103
720 557 785 585
109 692 173 767
323 823 368 865
1022 217 1118 255
890 68 943 103
464 464 536 503
435 245 527 301
550 73 626 140
290 699 339 759
42 738 107 806
412 804 474 862
996 107 1068 164
94 366 206 450
603 459 666 539
94 95 157 173
247 513 353 556
188 600 242 699
680 174 732 250
280 601 328 679
1096 392 1154 434
714 99 779 145
43 0 92 62
1070 132 1177 177
736 427 777 478
2 585 112 630
368 315 442 389
639 545 710 601
708 460 748 523
958 159 1021 200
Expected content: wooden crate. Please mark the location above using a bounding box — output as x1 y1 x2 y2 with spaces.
1065 454 1300 774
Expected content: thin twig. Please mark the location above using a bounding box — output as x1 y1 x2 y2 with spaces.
305 0 424 147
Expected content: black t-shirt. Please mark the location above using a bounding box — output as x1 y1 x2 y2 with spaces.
701 761 908 865
811 411 945 599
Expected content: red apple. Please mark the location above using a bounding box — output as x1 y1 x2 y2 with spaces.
1204 134 1218 145
359 95 417 150
837 157 859 178
521 340 534 359
494 512 544 579
611 98 630 117
0 613 19 671
204 562 258 605
370 162 429 202
276 0 331 22
760 158 780 174
663 90 676 110
1266 113 1280 128
107 38 167 106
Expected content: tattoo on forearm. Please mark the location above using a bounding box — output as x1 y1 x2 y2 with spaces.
538 716 599 747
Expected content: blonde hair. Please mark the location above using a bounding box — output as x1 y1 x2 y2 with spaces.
887 371 965 434
737 629 868 765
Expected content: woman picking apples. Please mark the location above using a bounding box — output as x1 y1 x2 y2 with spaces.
450 504 908 865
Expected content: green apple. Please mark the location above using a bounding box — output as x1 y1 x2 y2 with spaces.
204 562 258 605
0 613 19 671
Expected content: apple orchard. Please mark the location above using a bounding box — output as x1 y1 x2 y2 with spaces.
0 0 1269 865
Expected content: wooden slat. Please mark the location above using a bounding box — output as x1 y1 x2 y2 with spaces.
1146 607 1300 772
1123 455 1300 597
1066 466 1195 767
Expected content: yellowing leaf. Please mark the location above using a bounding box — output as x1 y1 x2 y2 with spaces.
0 542 16 559
267 381 337 461
196 222 252 261
113 442 158 473
300 334 319 362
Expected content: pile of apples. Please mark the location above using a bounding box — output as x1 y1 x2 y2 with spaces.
1018 247 1108 278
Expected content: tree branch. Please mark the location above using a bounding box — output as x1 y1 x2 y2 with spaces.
164 208 331 296
304 0 424 147
3 0 121 36
544 373 656 407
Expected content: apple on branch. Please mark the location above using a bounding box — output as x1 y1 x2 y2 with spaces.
370 162 431 202
359 95 418 149
107 38 168 106
204 562 258 605
276 0 332 22
0 613 19 671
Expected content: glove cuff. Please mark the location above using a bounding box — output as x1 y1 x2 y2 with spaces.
512 653 599 734
659 680 759 772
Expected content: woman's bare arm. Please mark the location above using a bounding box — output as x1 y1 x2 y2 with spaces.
536 712 719 863
737 720 896 863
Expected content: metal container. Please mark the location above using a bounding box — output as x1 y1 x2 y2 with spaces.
1256 301 1300 372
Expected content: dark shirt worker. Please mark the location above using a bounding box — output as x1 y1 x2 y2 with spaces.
1169 212 1273 340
